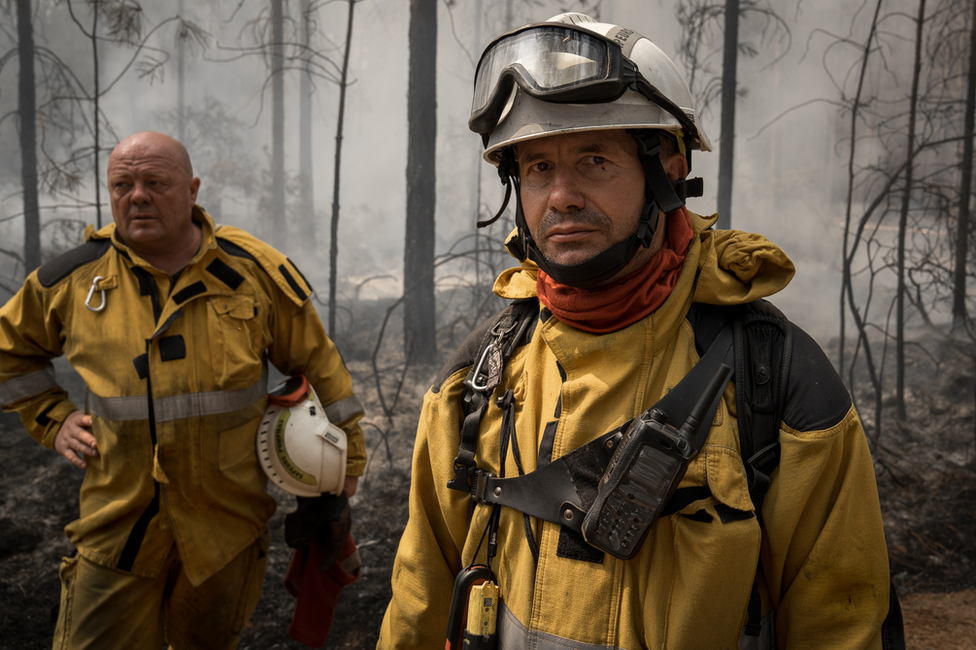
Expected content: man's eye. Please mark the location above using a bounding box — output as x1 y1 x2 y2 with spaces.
586 156 607 166
530 162 551 173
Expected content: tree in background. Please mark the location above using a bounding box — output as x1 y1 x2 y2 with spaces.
299 0 314 255
404 0 437 361
271 0 285 249
674 0 789 228
0 0 202 286
823 0 976 440
15 0 40 274
327 0 358 336
952 0 976 334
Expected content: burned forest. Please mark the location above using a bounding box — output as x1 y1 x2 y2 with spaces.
2 0 976 648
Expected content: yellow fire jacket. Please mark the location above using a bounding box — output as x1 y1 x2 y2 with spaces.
379 212 891 649
0 208 366 586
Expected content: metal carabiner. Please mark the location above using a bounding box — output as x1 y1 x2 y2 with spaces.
85 276 106 312
465 342 496 393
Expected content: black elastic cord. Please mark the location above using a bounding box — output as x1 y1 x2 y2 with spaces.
498 388 539 563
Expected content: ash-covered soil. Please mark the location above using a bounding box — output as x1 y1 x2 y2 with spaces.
1 325 974 649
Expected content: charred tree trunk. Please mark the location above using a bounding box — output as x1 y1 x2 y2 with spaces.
17 0 40 272
841 0 885 378
895 0 926 421
92 1 102 228
177 0 185 144
271 0 286 248
328 0 356 336
404 0 437 361
299 0 314 262
954 0 976 332
716 0 739 230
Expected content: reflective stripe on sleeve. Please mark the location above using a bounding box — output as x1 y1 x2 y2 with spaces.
0 368 59 407
498 604 625 650
324 394 364 424
86 373 268 423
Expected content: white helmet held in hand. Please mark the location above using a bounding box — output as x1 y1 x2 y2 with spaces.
256 375 347 497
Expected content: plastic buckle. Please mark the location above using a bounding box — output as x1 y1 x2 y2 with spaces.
471 470 494 503
448 463 471 492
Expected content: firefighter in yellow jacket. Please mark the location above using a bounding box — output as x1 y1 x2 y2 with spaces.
379 13 901 650
0 131 366 649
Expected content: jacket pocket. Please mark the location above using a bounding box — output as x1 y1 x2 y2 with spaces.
207 295 268 389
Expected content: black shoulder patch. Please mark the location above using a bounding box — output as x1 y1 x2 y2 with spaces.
782 325 853 432
287 257 314 294
216 237 258 264
206 258 245 290
278 264 307 301
37 239 113 288
173 281 207 305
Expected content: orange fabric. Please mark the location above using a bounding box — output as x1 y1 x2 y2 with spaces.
537 208 694 333
284 533 361 648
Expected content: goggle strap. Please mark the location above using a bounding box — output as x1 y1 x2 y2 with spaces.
633 76 700 147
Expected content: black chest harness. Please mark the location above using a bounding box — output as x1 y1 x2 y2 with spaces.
447 299 791 539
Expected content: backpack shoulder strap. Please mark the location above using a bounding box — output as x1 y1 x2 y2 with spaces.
688 299 793 520
733 300 793 519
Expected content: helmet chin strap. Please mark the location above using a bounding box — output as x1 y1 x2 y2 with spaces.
499 132 701 290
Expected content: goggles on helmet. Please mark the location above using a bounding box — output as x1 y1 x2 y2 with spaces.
469 23 699 144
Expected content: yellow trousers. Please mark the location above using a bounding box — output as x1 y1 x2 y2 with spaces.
53 532 268 650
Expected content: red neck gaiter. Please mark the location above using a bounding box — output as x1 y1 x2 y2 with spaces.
536 208 694 334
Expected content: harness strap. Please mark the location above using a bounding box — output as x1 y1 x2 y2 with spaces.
732 306 793 526
449 300 537 493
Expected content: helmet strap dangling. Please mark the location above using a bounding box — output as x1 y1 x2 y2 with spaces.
478 150 517 229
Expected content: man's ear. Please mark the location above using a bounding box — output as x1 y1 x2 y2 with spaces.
189 177 201 204
664 153 688 182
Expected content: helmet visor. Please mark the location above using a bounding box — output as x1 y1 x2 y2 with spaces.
469 25 629 136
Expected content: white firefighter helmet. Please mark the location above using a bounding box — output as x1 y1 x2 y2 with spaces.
256 375 347 497
469 12 711 164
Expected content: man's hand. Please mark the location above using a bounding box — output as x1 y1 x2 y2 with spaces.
343 475 359 497
54 410 98 470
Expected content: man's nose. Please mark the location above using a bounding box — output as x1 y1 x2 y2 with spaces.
547 168 585 213
130 181 152 204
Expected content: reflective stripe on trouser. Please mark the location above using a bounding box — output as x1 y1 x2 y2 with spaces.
498 604 625 650
497 603 778 650
85 372 268 423
53 530 269 650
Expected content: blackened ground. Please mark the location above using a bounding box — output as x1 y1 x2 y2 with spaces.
1 330 974 649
